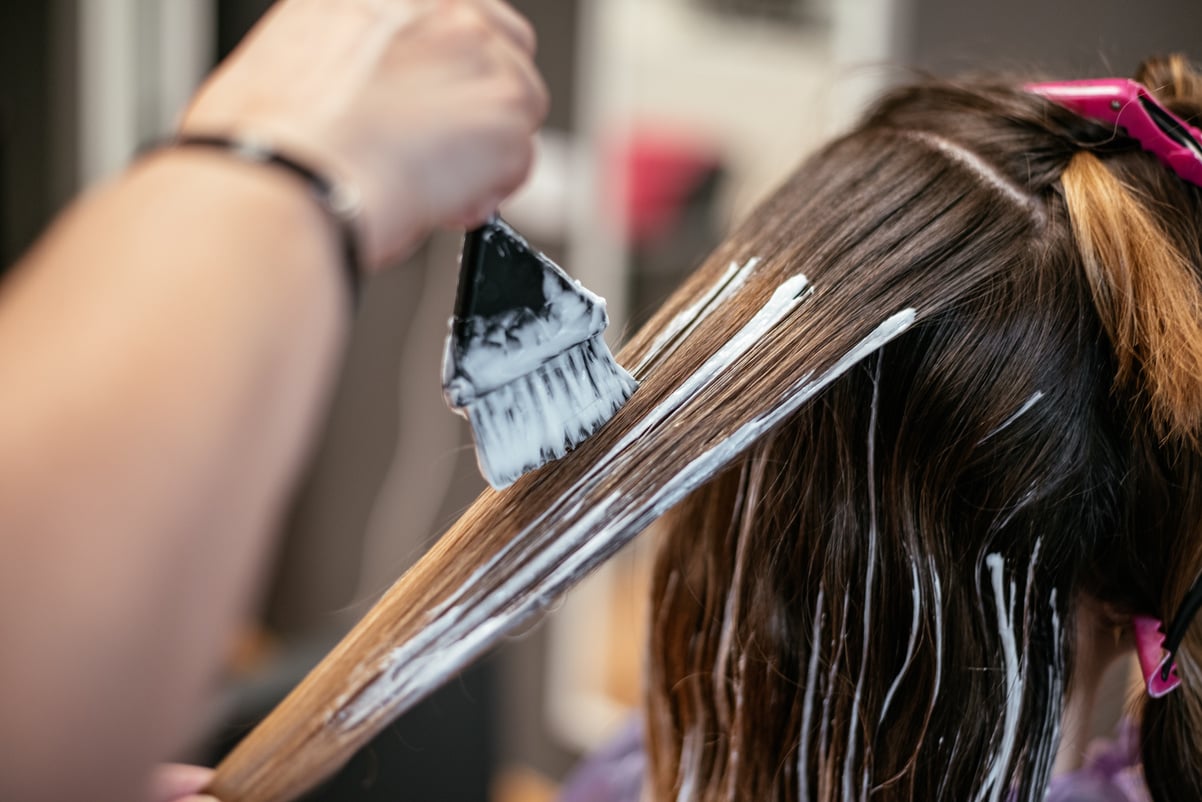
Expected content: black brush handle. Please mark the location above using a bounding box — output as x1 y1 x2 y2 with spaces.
453 218 553 343
454 222 491 324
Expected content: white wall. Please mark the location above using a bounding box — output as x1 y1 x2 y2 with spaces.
77 0 214 186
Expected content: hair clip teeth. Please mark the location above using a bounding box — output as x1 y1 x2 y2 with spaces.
1133 615 1182 698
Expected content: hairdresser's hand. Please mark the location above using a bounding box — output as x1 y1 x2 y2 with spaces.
182 0 549 269
148 764 216 802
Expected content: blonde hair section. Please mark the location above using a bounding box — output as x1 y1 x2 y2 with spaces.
1062 150 1202 441
1142 53 1202 115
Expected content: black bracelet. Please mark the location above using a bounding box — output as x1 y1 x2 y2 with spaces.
159 134 363 307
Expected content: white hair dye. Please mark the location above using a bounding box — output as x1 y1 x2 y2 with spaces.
976 539 1046 802
715 461 755 732
929 557 945 710
677 727 701 802
635 258 760 378
981 391 1046 444
878 559 924 727
797 585 825 802
725 652 750 801
844 356 884 802
977 553 1022 802
818 588 851 790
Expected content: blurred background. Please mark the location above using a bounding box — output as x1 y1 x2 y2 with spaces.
1 0 1199 800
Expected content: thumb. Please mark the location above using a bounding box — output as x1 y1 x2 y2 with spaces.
148 764 215 802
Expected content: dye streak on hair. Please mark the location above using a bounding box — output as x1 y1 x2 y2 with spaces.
207 56 1202 802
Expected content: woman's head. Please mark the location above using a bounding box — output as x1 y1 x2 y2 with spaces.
645 55 1202 801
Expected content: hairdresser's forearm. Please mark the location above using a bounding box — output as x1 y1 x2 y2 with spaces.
0 151 349 800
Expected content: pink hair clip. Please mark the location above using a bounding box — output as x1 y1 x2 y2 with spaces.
1027 78 1202 188
1133 615 1182 698
1132 571 1202 699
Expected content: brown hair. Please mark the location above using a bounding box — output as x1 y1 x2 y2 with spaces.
647 55 1202 801
207 57 1202 802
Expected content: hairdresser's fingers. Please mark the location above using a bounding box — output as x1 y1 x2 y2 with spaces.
470 0 538 55
147 764 214 802
440 119 536 225
489 30 550 125
181 0 550 268
451 194 506 230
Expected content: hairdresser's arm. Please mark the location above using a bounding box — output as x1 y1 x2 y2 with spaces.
0 1 545 800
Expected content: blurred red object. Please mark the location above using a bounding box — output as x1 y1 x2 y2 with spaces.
606 127 722 247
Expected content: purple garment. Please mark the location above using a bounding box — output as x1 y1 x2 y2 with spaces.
558 719 645 802
558 719 1151 802
1045 720 1151 802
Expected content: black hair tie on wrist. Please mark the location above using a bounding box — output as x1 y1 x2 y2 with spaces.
162 135 364 308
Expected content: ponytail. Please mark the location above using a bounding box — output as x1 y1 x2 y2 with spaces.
1061 54 1202 802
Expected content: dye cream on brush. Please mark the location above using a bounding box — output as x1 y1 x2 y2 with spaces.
444 218 638 489
443 269 609 404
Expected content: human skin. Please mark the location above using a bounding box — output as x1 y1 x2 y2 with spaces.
0 1 546 801
150 764 217 802
1053 596 1135 777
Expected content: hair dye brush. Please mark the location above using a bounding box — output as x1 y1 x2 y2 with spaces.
443 217 638 488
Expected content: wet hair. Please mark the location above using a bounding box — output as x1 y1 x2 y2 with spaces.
645 55 1202 801
205 57 1202 802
